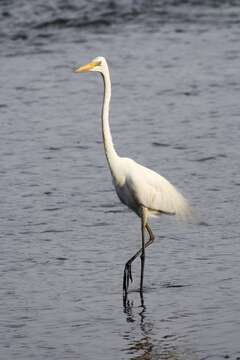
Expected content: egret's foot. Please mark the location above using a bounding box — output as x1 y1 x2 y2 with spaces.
123 262 133 293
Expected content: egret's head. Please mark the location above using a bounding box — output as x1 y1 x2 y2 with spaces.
74 56 106 74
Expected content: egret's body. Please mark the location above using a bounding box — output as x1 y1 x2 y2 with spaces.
74 57 190 294
112 157 189 218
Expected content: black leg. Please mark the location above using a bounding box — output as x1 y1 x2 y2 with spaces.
140 212 145 293
146 223 155 243
123 222 155 295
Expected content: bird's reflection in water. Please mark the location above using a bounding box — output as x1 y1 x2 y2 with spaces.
123 292 154 359
122 292 185 360
123 291 146 323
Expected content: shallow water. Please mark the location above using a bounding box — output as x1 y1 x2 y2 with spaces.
1 1 240 359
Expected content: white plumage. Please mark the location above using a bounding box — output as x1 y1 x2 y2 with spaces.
74 56 191 295
112 157 190 220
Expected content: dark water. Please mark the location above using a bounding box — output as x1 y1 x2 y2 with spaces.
1 1 240 359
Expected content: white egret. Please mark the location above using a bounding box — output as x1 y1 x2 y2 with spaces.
74 56 191 295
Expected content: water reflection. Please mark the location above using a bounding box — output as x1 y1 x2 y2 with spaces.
123 291 145 323
122 293 183 360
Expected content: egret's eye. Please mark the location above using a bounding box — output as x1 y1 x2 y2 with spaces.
94 60 101 67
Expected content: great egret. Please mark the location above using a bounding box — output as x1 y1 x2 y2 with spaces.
74 56 191 295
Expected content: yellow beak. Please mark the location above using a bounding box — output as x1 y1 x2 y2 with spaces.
74 61 101 73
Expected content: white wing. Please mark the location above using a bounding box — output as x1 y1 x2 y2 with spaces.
123 159 191 219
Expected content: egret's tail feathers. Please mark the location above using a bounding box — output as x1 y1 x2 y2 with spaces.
175 196 193 221
159 186 192 222
148 194 192 221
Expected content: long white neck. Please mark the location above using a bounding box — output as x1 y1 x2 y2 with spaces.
101 66 119 175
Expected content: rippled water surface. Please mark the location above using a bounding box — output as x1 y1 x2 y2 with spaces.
1 1 240 359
